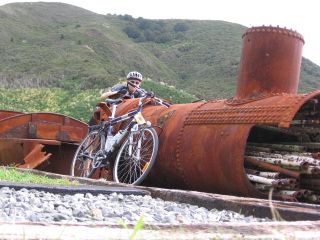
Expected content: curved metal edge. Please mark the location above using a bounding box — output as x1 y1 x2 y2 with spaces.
279 90 320 128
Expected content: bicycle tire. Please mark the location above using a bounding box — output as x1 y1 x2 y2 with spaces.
70 130 102 178
113 126 159 185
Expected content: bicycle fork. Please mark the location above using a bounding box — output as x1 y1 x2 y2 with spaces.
128 124 142 160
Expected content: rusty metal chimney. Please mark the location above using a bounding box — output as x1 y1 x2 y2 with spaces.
235 26 304 99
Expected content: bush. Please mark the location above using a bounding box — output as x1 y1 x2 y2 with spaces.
154 33 173 43
123 26 141 39
122 18 174 43
173 22 189 32
121 14 134 21
137 18 151 30
144 29 156 41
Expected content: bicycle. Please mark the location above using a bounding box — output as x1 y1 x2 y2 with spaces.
70 86 170 185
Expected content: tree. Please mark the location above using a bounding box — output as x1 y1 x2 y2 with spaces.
173 22 189 32
121 14 134 21
144 29 156 41
138 18 151 30
123 26 141 39
154 33 172 43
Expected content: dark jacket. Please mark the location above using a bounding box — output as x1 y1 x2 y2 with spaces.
111 84 144 98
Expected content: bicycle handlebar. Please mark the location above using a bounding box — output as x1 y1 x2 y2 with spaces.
127 81 171 108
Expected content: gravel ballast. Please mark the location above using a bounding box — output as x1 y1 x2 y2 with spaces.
0 187 269 224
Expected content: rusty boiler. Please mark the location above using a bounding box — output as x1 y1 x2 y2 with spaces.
122 26 320 203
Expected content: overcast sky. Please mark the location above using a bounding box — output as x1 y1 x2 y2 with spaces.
1 0 320 66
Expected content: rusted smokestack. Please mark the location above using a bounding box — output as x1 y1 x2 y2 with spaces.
235 26 304 99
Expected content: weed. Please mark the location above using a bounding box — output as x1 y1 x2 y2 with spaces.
118 214 145 240
268 187 284 221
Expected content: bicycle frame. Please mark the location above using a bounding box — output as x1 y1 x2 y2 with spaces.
102 95 149 157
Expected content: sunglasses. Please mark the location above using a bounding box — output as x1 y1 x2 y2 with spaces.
129 80 141 85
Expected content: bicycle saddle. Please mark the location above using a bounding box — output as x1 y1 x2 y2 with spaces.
106 98 123 105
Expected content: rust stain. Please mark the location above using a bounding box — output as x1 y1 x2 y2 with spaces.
157 110 176 128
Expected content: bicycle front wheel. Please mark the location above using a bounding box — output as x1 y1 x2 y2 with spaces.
70 130 102 178
113 126 159 185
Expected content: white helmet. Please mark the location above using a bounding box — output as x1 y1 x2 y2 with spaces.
127 71 143 82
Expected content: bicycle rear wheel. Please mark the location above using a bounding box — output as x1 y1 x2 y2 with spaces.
113 126 159 185
70 130 102 178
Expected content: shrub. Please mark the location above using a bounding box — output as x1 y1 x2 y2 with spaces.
173 22 189 32
123 26 141 39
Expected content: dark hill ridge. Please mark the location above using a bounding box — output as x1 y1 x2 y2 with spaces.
0 2 319 99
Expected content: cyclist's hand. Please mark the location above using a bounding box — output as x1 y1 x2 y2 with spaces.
147 91 155 98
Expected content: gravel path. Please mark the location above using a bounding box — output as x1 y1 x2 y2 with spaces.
0 187 270 224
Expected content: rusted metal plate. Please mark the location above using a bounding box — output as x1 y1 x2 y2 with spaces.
0 140 25 166
0 112 87 141
29 122 85 142
0 140 51 169
16 143 51 169
3 138 61 146
185 90 320 128
0 110 23 121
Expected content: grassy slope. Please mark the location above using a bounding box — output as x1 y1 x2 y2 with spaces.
0 2 319 102
140 20 246 98
0 3 175 90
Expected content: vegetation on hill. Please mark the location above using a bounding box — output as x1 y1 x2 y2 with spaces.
0 80 196 121
0 1 319 111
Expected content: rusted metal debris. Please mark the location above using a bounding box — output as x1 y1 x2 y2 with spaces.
0 111 88 174
17 142 51 169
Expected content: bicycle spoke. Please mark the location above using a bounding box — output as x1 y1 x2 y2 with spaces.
113 127 159 185
71 130 103 178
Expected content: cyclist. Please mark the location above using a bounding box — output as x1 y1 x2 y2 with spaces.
100 71 145 101
88 71 145 126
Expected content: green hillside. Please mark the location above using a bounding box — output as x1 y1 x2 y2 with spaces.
0 2 319 100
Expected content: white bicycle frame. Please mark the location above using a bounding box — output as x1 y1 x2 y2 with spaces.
105 96 146 159
128 123 142 160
